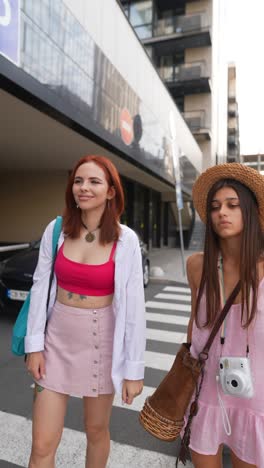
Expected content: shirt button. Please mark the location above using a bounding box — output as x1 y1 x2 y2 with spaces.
95 345 98 349
94 360 98 364
92 388 96 392
93 374 97 378
93 318 97 323
93 332 97 336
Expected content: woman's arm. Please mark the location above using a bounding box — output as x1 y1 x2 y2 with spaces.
25 219 56 353
122 234 146 404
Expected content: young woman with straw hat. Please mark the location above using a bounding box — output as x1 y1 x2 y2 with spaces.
186 163 264 468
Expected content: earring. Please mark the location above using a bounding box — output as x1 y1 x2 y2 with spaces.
76 204 79 208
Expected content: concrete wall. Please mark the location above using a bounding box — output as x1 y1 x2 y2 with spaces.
184 93 212 128
0 172 67 242
186 0 212 19
185 47 212 76
198 140 212 169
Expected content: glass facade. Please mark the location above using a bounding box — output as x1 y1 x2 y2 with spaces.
128 1 153 39
13 0 176 186
0 0 201 248
121 177 163 248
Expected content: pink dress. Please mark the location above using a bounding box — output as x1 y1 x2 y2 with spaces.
187 279 264 466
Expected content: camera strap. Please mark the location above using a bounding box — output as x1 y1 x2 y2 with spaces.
218 253 250 354
216 375 232 435
217 256 233 436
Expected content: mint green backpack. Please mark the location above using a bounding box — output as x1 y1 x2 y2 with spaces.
11 216 62 356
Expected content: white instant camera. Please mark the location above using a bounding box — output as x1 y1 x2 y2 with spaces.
218 356 254 398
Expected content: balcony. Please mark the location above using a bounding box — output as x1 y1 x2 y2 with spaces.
228 134 239 147
228 101 238 117
158 61 211 96
228 119 238 132
183 110 211 140
154 11 209 37
142 11 211 53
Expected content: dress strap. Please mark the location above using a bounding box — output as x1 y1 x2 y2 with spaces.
109 242 117 261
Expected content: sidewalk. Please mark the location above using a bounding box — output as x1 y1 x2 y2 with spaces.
149 247 197 285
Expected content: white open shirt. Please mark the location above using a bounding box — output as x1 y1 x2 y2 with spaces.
25 219 146 394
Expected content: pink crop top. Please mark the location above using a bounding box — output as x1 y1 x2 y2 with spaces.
54 242 117 296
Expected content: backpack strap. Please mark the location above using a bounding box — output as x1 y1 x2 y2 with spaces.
46 216 63 310
52 216 63 256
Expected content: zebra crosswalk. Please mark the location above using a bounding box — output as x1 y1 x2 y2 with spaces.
0 282 193 468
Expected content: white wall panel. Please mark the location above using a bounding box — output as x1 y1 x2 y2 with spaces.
64 0 202 173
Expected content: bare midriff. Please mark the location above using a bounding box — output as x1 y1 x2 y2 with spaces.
56 286 113 309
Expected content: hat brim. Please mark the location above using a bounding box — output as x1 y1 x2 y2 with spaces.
192 163 264 230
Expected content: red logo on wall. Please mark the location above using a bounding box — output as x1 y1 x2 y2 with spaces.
120 108 134 146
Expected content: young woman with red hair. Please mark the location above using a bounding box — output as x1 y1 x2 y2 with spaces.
25 155 146 468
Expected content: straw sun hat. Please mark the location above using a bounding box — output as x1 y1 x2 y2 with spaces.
192 163 264 230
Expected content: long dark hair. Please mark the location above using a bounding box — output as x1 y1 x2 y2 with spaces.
63 155 125 244
195 179 264 328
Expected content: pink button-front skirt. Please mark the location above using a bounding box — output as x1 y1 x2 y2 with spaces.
36 301 115 397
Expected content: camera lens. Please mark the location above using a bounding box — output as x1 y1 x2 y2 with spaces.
231 379 238 388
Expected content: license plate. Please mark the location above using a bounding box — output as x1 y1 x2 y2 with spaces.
7 289 29 301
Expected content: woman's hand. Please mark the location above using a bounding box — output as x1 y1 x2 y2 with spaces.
26 352 46 380
122 379 143 405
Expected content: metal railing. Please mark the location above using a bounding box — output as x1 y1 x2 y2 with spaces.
154 11 210 37
228 134 239 146
158 60 207 83
183 110 207 130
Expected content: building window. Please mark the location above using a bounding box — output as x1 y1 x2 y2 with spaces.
130 1 152 27
127 1 153 39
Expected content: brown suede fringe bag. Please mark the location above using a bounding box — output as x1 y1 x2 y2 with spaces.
139 281 240 466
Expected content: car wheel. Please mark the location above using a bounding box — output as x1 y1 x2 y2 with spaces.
143 260 149 288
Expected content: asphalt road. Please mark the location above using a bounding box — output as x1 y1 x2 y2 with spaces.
0 281 232 467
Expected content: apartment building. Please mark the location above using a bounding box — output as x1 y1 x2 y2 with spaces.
241 154 264 173
227 64 240 162
120 0 228 169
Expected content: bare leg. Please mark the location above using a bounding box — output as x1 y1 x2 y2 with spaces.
83 393 114 468
191 445 223 468
230 449 257 468
29 385 69 468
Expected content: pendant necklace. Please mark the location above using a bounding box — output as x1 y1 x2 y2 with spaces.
81 219 100 243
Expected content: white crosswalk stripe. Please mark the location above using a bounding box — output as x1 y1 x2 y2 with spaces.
146 311 189 325
155 293 191 302
145 350 175 371
146 300 191 312
163 286 191 294
0 410 193 467
147 328 187 343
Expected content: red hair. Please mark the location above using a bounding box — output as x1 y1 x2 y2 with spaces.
63 155 125 244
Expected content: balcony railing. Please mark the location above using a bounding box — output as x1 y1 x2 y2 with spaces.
154 11 210 38
183 110 208 131
228 102 238 118
228 134 239 146
158 61 208 83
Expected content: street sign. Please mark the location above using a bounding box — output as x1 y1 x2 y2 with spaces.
120 108 134 145
0 0 20 65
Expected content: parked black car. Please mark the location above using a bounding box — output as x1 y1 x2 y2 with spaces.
0 236 150 312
